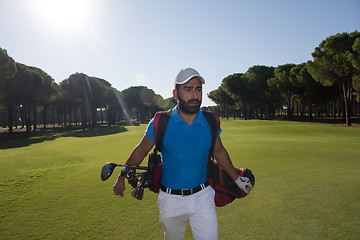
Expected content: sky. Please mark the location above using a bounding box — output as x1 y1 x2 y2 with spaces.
0 0 359 106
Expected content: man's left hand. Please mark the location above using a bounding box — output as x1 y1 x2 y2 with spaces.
235 176 253 195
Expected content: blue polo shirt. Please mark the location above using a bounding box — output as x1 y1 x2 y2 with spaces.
146 106 221 190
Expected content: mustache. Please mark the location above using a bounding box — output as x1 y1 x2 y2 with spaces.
188 99 200 104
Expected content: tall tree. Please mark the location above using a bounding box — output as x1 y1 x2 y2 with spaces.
61 73 90 127
88 76 111 125
208 86 234 118
307 31 360 126
222 73 253 119
268 64 297 119
0 48 17 94
121 86 159 122
161 97 177 111
105 88 123 125
352 37 360 92
29 66 58 130
0 48 17 136
59 73 112 127
12 63 51 132
246 65 275 119
58 77 81 126
291 63 315 118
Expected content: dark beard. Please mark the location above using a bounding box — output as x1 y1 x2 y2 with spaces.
178 96 201 114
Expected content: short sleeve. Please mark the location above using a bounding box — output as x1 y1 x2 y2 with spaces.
217 127 222 138
145 118 155 142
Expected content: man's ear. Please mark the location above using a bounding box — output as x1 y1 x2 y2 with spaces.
173 89 178 101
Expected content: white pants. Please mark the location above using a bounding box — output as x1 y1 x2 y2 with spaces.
157 186 218 240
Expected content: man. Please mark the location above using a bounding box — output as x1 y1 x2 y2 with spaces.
113 68 252 240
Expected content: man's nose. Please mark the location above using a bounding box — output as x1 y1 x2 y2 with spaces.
191 89 200 99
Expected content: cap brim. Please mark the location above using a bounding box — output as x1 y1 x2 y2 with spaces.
176 75 205 86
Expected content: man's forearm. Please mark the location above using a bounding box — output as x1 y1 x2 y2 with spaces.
214 146 238 181
124 144 149 166
117 135 154 179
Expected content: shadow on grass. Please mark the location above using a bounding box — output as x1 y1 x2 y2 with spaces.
274 116 360 126
0 125 128 149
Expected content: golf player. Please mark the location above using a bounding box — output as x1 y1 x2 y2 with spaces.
113 68 252 240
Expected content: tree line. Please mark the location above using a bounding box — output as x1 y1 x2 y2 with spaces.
1 31 359 137
208 31 360 126
0 56 176 137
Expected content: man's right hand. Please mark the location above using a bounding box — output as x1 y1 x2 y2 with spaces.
113 177 126 197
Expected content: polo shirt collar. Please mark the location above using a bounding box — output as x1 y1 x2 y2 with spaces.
172 105 206 126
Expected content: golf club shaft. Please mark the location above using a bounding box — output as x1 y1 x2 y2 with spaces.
116 164 148 170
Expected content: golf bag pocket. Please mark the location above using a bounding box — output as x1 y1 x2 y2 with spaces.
207 160 254 207
148 152 162 193
153 161 162 193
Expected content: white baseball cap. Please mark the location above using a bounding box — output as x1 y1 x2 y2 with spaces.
174 68 205 87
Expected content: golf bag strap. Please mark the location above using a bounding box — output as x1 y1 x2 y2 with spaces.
154 109 171 152
202 111 220 159
153 111 163 146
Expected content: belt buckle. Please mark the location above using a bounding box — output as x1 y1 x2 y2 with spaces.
181 188 193 196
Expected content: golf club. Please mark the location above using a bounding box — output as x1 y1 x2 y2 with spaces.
100 162 148 181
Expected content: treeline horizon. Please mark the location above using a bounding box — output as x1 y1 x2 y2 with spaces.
208 31 360 126
1 31 360 137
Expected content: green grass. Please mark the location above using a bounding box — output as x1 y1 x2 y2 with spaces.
1 120 359 239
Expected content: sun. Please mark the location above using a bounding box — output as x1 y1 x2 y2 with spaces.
31 0 94 34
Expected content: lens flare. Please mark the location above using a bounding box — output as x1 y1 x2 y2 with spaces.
113 89 133 125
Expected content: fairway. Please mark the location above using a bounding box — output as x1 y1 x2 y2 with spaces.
1 120 360 240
